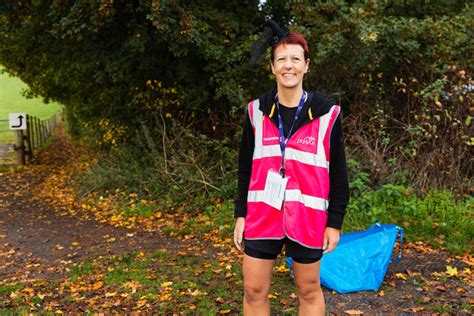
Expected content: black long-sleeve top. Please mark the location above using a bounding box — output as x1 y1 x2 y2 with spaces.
234 89 350 230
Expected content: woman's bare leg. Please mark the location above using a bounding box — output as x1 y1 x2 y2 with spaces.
243 254 275 316
293 260 325 316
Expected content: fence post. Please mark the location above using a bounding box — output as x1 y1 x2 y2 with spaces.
43 120 49 142
40 118 44 145
35 117 40 148
15 130 26 165
42 120 47 142
28 115 35 152
37 117 42 146
25 114 33 162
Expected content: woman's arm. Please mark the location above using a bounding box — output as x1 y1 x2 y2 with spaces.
234 112 255 218
234 111 254 251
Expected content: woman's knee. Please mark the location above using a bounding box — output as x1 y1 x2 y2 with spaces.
296 278 323 302
244 283 270 302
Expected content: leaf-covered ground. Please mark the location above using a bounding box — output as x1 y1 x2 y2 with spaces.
0 127 472 314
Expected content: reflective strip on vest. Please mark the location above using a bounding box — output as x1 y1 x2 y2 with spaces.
253 145 329 169
247 189 328 210
245 98 341 248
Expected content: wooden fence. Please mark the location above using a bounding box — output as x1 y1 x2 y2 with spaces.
0 111 63 165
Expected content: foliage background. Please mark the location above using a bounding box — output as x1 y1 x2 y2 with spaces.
0 0 472 216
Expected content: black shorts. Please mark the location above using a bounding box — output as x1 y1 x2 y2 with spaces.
244 237 323 264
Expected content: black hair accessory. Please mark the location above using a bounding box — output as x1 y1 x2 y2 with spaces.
250 19 290 64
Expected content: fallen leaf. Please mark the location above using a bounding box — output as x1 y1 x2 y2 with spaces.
161 281 173 288
274 264 289 273
395 273 407 280
344 310 364 315
160 293 171 301
189 289 202 296
135 299 147 309
219 310 231 314
446 265 458 277
461 253 473 266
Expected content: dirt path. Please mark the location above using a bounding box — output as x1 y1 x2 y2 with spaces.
0 129 185 283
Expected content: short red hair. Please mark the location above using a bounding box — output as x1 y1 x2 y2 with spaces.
271 33 310 62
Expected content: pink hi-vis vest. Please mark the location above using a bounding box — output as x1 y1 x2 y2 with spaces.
245 99 341 249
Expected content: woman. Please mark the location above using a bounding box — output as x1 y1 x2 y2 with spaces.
234 22 349 315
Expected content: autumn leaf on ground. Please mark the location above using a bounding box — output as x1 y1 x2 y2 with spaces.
188 289 202 296
123 280 143 293
344 310 364 315
160 293 171 301
446 265 458 277
135 298 147 309
161 281 173 288
92 281 103 290
395 273 407 280
274 264 289 273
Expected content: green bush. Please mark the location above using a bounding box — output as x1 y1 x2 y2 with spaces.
76 118 238 212
345 182 473 255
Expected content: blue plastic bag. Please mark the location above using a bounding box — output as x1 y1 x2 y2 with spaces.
286 223 404 294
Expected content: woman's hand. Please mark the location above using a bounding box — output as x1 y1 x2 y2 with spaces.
233 217 245 252
323 227 341 254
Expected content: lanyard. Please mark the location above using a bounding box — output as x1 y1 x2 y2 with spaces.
275 90 307 177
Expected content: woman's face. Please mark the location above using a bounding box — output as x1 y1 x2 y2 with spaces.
271 44 309 90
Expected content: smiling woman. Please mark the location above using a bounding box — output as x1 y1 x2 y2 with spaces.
233 21 350 315
0 69 63 141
